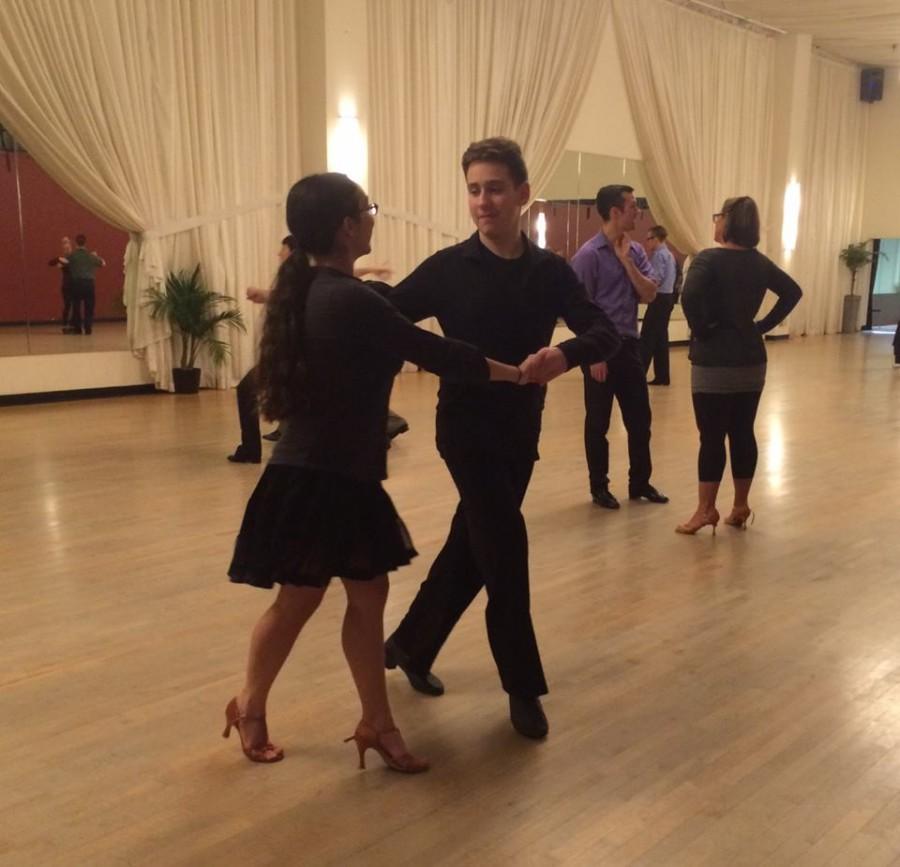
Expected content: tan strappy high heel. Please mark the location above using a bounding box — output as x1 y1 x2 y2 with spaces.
343 721 429 774
223 697 284 763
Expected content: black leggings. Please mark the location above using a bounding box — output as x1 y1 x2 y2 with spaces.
692 391 762 482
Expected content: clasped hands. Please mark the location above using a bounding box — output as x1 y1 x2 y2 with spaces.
517 346 567 385
515 347 608 385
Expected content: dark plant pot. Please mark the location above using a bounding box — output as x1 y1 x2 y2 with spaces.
172 367 201 394
841 294 861 334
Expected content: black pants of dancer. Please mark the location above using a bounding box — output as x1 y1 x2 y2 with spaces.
639 293 675 383
582 338 652 494
236 366 262 459
389 449 547 698
691 391 762 482
70 279 95 333
61 282 74 327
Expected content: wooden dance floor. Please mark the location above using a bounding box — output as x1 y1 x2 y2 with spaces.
2 333 899 866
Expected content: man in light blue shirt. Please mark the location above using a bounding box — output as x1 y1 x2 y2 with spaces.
640 225 678 386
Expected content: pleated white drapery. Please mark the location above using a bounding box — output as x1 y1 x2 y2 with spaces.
0 0 303 389
611 0 775 256
368 0 610 280
791 56 869 336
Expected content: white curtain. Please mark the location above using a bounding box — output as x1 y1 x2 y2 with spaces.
0 0 303 389
368 0 610 280
612 0 775 255
791 55 869 336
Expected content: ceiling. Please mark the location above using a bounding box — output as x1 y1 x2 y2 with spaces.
704 1 900 67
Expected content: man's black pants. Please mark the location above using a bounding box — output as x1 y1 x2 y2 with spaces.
582 338 652 495
70 279 95 333
236 366 262 458
639 293 675 383
389 449 547 698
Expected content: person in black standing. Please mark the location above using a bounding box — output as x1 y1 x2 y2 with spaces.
225 172 525 773
67 234 105 335
639 224 678 385
384 138 620 739
676 196 802 534
48 236 75 332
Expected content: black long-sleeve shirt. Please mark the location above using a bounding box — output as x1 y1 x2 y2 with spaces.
271 267 489 481
387 232 621 458
682 248 803 368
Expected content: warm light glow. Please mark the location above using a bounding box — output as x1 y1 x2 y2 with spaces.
781 178 801 253
328 111 367 186
535 212 547 249
338 96 357 120
765 415 785 494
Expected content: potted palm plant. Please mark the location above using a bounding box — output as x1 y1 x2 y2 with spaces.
145 265 246 393
838 241 881 334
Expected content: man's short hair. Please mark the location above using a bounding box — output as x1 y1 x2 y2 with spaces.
648 225 668 241
461 137 528 186
282 235 297 251
595 185 634 221
75 234 87 246
720 196 760 248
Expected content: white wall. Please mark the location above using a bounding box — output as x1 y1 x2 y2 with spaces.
862 68 900 239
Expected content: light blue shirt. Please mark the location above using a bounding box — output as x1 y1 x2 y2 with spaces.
650 244 676 295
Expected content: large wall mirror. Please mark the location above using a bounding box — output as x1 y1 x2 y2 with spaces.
0 124 129 359
521 150 686 270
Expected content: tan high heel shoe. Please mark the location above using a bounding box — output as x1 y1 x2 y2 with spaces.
724 507 754 529
344 721 429 774
675 509 720 535
222 697 284 763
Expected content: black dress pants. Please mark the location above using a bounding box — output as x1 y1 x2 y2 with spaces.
639 293 675 383
389 449 547 698
582 338 652 494
236 366 262 459
61 281 74 327
70 279 95 333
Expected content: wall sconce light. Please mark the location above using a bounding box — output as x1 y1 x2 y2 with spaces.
781 178 801 253
329 99 367 186
535 211 547 249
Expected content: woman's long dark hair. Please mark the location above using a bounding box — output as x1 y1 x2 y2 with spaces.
257 173 363 420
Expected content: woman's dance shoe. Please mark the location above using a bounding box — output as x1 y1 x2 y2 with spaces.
675 509 720 535
344 721 429 774
723 508 754 529
222 697 284 763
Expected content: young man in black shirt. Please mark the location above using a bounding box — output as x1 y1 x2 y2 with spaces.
384 138 620 739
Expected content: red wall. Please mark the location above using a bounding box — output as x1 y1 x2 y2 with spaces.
0 152 129 323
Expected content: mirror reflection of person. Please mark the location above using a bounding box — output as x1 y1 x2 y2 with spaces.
47 236 74 332
66 234 106 335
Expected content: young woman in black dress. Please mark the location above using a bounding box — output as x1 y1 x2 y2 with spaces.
224 173 523 773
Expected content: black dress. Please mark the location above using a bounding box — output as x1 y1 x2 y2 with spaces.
228 267 489 589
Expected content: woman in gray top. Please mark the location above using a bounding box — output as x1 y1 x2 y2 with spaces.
676 196 802 535
224 173 524 773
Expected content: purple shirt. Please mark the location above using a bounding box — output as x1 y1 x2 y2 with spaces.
571 232 658 339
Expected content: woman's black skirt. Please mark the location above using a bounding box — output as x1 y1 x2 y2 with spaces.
228 464 417 589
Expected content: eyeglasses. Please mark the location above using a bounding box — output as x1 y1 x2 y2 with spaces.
361 202 379 216
712 212 724 221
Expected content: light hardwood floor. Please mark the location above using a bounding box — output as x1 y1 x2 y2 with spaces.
2 333 899 866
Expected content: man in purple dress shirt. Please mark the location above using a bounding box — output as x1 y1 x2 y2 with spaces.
570 185 669 510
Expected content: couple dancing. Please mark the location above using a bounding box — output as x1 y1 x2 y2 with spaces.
223 138 620 773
